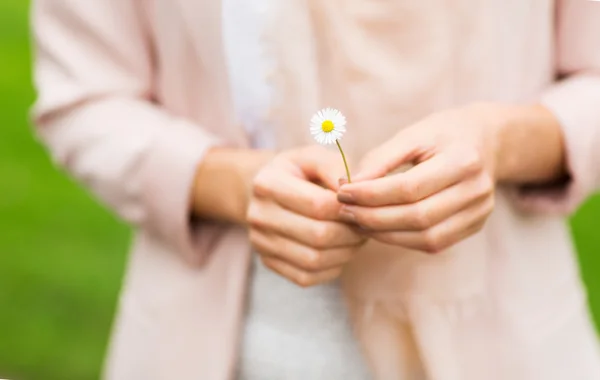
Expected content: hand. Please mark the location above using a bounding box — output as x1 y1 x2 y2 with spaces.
337 105 500 253
247 146 366 287
191 148 275 224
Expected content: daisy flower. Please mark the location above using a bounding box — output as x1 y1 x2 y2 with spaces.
310 108 352 182
310 107 347 145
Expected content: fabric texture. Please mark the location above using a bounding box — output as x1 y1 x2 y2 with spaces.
238 263 371 380
221 0 371 378
31 0 600 379
265 0 600 379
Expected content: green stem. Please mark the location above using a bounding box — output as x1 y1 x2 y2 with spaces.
335 139 352 183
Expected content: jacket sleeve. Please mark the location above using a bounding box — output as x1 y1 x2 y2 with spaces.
511 0 600 214
31 0 221 265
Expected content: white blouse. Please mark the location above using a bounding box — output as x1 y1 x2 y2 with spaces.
222 1 371 379
222 0 275 150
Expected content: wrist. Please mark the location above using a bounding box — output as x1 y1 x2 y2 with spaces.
457 102 508 182
191 148 275 225
468 102 566 184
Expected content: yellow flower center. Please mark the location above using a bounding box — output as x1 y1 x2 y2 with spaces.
321 120 335 133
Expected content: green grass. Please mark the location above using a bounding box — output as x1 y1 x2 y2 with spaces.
1 2 600 380
0 2 129 380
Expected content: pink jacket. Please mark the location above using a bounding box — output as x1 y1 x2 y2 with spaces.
32 0 600 379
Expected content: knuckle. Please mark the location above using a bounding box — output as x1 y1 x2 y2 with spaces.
311 226 332 249
422 230 445 254
260 256 276 270
245 203 263 227
349 208 375 229
294 272 316 288
410 205 432 230
478 174 495 196
460 148 484 175
469 174 495 203
302 249 323 271
251 172 271 198
399 180 418 202
360 212 381 230
349 210 367 227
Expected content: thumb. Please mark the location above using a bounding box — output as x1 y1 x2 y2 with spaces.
354 136 416 181
290 147 346 191
316 154 349 191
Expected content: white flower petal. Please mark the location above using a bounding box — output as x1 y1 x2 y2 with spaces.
309 108 348 146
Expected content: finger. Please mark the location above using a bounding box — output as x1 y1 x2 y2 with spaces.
339 173 493 231
249 227 357 272
253 167 341 220
369 196 494 253
288 147 348 191
338 149 483 206
247 199 365 248
260 256 343 288
352 132 419 181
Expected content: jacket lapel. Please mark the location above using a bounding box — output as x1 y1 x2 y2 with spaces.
171 0 248 148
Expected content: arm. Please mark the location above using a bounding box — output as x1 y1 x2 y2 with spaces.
31 0 257 265
335 0 600 251
474 103 566 186
191 148 275 225
502 0 600 213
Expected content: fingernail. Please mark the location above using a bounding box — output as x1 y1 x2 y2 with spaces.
337 191 354 204
339 206 356 222
338 177 348 186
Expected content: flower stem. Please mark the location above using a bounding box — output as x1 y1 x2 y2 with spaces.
335 140 352 183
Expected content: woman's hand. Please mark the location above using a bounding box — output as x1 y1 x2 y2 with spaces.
191 148 275 225
336 103 565 253
247 146 366 287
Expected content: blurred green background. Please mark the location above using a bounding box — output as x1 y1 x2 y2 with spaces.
1 2 599 380
0 2 129 380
